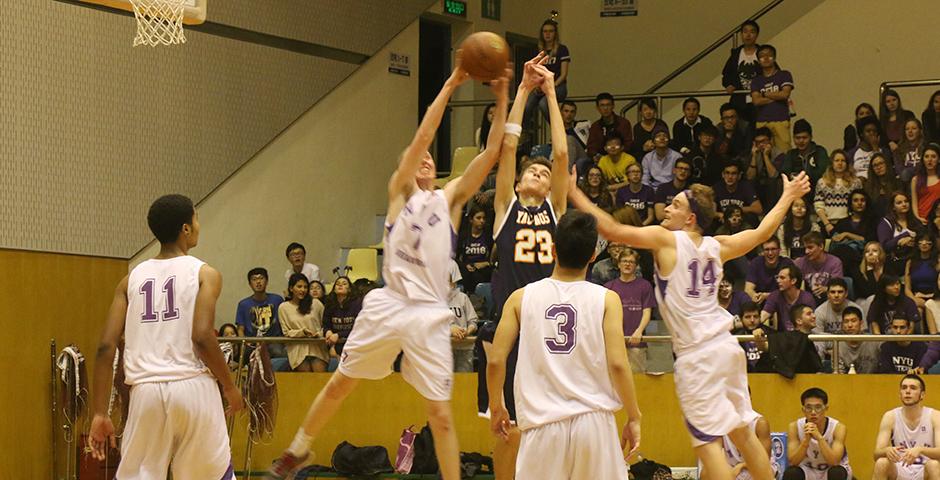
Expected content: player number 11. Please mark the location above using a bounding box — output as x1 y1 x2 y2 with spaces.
140 277 180 323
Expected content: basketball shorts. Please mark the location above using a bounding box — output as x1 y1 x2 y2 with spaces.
516 410 627 480
674 335 758 447
895 462 925 480
118 374 234 480
338 288 454 401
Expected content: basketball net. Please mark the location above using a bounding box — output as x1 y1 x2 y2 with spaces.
129 0 187 47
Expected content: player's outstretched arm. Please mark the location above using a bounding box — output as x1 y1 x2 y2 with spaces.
191 265 243 416
717 172 810 262
602 290 641 457
486 289 523 440
568 166 673 250
88 275 129 461
873 411 901 462
531 63 569 217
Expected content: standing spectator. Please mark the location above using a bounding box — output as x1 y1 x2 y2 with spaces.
830 189 876 269
713 161 762 223
604 249 654 373
560 101 590 175
746 127 784 208
235 267 288 371
878 191 924 276
322 276 362 371
779 119 829 193
762 264 816 331
868 275 922 334
877 316 926 373
590 242 625 286
718 277 751 320
587 93 633 158
922 90 940 144
894 118 926 183
475 103 496 151
815 149 863 237
284 242 320 286
579 166 615 213
835 307 880 374
525 19 570 127
864 153 903 219
641 124 681 189
785 388 851 480
911 144 940 222
794 231 843 304
653 158 691 222
671 97 714 154
813 278 863 361
278 273 328 372
904 231 938 310
456 205 494 295
777 197 819 259
848 116 891 179
447 275 478 373
722 20 761 123
853 241 888 302
745 237 795 304
751 44 794 152
630 97 669 159
844 103 877 151
597 133 637 192
880 89 917 152
614 163 656 226
687 124 725 186
732 302 769 372
717 103 752 162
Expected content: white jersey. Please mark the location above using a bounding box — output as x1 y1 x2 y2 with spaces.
514 278 622 431
124 256 208 385
384 189 453 304
892 407 935 465
654 230 734 356
797 417 850 472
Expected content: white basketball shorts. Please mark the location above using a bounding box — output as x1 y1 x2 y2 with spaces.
516 410 627 480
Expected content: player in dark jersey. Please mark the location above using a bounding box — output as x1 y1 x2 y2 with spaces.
476 53 570 479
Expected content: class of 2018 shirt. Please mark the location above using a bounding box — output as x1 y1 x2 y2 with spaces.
615 184 655 222
751 70 794 122
459 233 492 265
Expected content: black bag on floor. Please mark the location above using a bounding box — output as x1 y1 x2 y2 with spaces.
460 451 493 478
330 441 393 477
411 424 439 474
631 458 672 480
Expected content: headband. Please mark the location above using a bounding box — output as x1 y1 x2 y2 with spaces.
683 189 709 231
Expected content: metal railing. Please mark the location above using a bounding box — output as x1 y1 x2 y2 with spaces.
879 79 940 102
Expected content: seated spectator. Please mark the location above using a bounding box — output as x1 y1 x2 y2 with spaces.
794 231 843 304
878 315 926 373
925 273 940 335
587 92 633 159
835 306 879 374
718 277 751 321
733 301 769 372
524 19 570 127
848 116 891 179
928 198 940 239
868 274 922 334
717 103 752 162
830 189 876 269
597 133 637 192
785 389 850 480
630 97 669 159
716 206 753 281
751 44 794 153
474 102 496 151
671 97 714 154
844 103 877 150
654 158 691 222
777 197 819 259
852 241 887 302
713 161 763 223
284 242 320 287
235 267 288 370
765 306 823 375
218 323 240 369
604 248 654 373
904 230 938 310
922 90 940 144
791 303 818 336
762 265 816 331
457 205 494 295
641 124 681 189
308 280 325 302
721 20 761 123
879 89 917 152
686 124 725 186
447 269 478 373
591 242 625 286
894 118 926 184
614 163 656 226
323 276 362 371
779 119 829 194
863 153 901 219
815 150 863 237
560 101 591 175
911 144 940 222
278 273 328 372
813 278 863 361
746 127 784 208
745 237 795 304
878 191 924 276
579 166 615 213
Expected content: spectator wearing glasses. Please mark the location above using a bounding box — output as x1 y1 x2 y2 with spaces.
751 44 794 153
284 242 320 287
721 20 761 124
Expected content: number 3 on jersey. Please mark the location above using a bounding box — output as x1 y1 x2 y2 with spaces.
514 228 553 264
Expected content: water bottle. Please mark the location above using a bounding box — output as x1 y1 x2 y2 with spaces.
848 363 857 374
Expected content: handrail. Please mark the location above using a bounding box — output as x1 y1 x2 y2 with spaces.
879 79 940 101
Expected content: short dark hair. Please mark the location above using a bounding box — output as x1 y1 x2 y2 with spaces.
758 44 777 57
742 301 761 315
520 156 553 177
285 242 306 257
793 118 813 136
841 306 863 321
801 387 828 405
754 126 773 140
801 231 825 247
827 277 847 291
902 374 926 392
722 160 742 173
639 97 658 112
147 194 195 244
781 264 803 287
891 313 911 324
789 303 811 325
741 20 760 34
555 210 598 269
675 157 692 170
561 100 577 110
762 236 780 248
683 97 701 109
596 92 614 104
720 103 737 115
605 132 624 144
699 124 719 138
247 267 268 282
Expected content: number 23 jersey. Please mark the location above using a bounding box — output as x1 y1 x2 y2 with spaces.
492 196 557 312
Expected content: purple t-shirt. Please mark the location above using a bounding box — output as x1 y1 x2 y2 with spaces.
605 277 656 348
794 254 843 294
723 290 752 318
745 256 795 293
751 70 794 122
654 181 688 206
712 180 759 212
615 184 655 221
763 289 816 331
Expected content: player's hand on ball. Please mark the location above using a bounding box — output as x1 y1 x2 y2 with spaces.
89 413 116 461
223 385 245 416
488 68 512 101
490 404 512 441
449 53 471 87
622 417 641 459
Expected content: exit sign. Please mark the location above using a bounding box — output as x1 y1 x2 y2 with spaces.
444 0 467 17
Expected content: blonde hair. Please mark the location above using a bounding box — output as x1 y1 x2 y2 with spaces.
859 241 885 275
821 149 857 187
688 183 717 227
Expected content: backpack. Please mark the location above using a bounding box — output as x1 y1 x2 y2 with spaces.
330 441 393 477
410 423 439 474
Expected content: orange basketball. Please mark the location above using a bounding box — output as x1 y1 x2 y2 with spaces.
458 32 509 81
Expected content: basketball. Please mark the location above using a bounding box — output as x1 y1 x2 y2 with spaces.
458 32 509 81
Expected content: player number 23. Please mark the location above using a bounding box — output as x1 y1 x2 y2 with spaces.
514 229 553 264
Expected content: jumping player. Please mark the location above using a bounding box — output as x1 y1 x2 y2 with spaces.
477 52 571 479
265 61 511 480
874 374 940 480
88 194 245 479
487 210 641 479
569 165 810 479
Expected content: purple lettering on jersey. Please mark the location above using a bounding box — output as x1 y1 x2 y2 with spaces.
410 224 423 250
544 304 577 354
162 276 179 321
686 259 717 298
428 213 440 226
140 279 158 323
139 276 179 323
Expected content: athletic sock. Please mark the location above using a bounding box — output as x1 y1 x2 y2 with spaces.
287 428 313 457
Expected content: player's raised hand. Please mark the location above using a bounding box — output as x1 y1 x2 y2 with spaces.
530 64 556 96
621 417 641 459
782 171 811 200
223 384 245 417
490 404 512 441
519 52 548 90
89 413 117 461
489 67 512 102
448 51 472 87
567 165 590 209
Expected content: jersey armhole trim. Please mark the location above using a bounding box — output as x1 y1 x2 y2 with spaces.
492 194 518 239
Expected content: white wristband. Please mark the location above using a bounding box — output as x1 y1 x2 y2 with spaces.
505 123 522 138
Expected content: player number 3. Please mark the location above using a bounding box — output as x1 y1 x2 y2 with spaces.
544 304 577 354
514 229 553 264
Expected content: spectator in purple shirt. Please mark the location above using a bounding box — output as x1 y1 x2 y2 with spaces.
604 248 654 373
745 237 795 304
761 264 816 331
615 163 656 226
794 231 843 303
718 278 751 322
750 44 794 153
654 157 691 222
713 161 763 224
868 274 923 334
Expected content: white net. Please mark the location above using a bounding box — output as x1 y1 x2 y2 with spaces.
129 0 187 47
